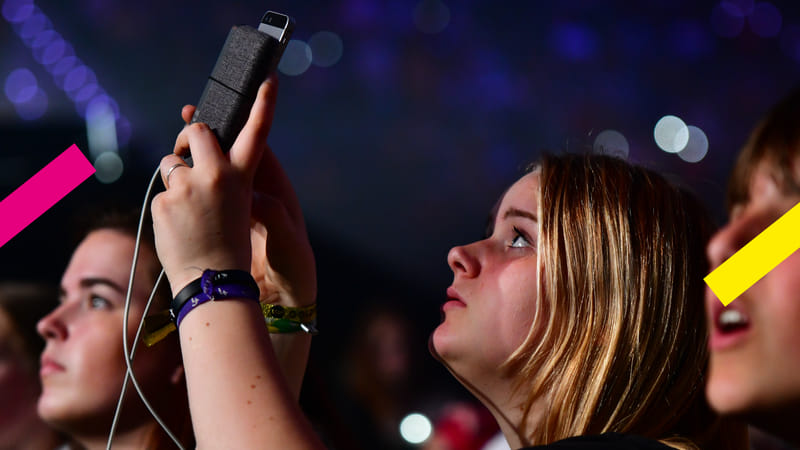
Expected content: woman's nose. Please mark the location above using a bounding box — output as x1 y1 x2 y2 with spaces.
37 304 69 341
447 242 481 278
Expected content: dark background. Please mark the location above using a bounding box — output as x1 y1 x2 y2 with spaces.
2 0 800 447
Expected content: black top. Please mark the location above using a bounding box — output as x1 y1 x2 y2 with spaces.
521 433 674 449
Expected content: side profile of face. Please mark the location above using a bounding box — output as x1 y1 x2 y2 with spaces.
432 171 539 388
37 229 178 435
705 161 800 429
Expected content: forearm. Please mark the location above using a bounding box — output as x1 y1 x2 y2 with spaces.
178 298 324 449
270 331 312 400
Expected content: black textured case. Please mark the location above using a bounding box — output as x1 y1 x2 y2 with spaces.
190 25 282 153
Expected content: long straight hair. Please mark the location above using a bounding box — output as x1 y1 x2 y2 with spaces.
504 154 746 449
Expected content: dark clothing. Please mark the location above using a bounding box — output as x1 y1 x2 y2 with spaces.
521 433 674 449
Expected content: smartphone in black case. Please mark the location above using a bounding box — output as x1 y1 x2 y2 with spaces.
189 11 294 154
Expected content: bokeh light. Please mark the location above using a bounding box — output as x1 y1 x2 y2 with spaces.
413 0 450 34
63 65 95 93
14 87 47 120
749 2 782 38
399 413 432 445
94 151 124 184
38 37 67 65
677 126 709 163
278 39 313 76
593 129 630 159
30 28 57 54
309 31 344 67
654 115 689 153
18 11 48 42
3 0 130 147
4 68 38 103
86 97 118 157
2 0 34 23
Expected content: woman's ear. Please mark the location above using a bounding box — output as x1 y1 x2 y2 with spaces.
170 364 185 386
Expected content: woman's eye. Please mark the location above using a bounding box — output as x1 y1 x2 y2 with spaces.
89 295 111 309
510 228 531 248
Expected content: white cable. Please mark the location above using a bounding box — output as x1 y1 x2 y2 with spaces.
106 166 185 450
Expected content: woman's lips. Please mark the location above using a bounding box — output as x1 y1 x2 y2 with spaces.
707 291 752 351
39 356 65 378
442 286 466 312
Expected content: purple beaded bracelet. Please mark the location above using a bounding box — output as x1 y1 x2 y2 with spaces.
171 269 260 328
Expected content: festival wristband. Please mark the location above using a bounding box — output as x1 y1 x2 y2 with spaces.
262 303 318 335
170 269 260 327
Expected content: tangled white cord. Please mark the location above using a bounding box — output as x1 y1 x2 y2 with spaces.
106 166 185 450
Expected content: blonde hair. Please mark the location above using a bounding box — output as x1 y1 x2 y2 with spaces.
504 154 746 449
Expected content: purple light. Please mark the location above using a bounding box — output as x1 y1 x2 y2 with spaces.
88 93 120 119
749 2 782 38
4 68 38 104
63 65 95 93
551 23 599 62
31 29 56 48
14 88 48 120
2 0 34 23
85 95 111 120
711 2 746 38
4 0 129 140
18 12 49 42
74 82 98 104
39 38 66 65
32 30 59 63
50 55 77 77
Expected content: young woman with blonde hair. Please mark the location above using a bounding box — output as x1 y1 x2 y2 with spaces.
149 77 746 449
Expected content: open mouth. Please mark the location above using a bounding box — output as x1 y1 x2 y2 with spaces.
716 308 750 334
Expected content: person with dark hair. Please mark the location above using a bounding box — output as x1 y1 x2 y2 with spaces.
149 76 746 449
0 282 65 449
705 86 800 446
36 192 314 449
37 208 193 449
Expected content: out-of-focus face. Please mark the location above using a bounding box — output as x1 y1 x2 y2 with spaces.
705 162 800 429
37 229 176 434
432 172 539 385
0 309 42 444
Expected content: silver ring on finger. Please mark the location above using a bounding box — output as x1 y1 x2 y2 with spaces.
166 163 187 188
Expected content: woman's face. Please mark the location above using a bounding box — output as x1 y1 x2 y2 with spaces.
37 229 176 433
433 172 539 383
705 162 800 424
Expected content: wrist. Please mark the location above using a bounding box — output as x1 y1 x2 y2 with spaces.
171 269 261 327
168 258 250 297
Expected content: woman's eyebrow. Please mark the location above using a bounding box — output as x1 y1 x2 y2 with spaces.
79 277 126 294
503 207 538 222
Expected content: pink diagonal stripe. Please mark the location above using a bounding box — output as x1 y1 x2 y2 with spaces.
0 144 95 248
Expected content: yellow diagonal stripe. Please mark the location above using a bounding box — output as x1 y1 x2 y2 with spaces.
705 201 800 306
